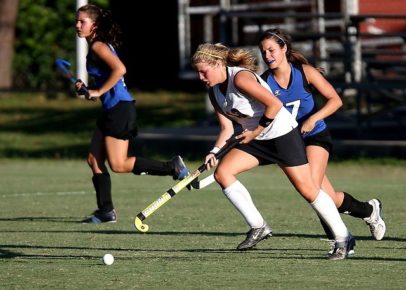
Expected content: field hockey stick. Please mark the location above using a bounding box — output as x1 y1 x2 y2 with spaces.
189 173 216 189
54 58 91 99
134 134 241 232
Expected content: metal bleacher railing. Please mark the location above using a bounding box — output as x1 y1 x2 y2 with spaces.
177 0 406 142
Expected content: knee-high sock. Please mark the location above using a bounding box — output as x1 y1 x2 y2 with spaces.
310 190 349 242
132 157 173 176
223 180 264 228
319 191 371 239
92 173 113 213
92 175 102 210
338 192 373 218
319 216 335 240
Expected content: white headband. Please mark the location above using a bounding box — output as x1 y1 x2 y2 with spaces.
267 32 286 45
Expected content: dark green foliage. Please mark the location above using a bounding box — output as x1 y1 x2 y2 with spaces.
13 0 109 91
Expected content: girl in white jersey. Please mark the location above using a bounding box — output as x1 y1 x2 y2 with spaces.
192 43 354 260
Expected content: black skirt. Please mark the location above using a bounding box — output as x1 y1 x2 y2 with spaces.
96 101 138 140
236 127 308 166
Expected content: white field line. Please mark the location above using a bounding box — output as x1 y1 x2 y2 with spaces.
1 191 88 198
2 182 400 198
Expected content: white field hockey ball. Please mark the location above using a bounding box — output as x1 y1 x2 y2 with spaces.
102 253 114 265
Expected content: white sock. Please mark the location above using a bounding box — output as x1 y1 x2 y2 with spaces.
223 180 264 228
311 190 349 242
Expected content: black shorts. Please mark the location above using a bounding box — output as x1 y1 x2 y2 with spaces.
96 101 138 140
303 128 333 153
236 127 308 166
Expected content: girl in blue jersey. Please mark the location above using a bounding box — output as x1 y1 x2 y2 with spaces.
192 43 354 260
75 4 189 224
258 28 385 243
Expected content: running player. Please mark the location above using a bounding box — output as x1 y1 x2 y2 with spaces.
75 4 189 223
192 42 354 260
257 28 385 245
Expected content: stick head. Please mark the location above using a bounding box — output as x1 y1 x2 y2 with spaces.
134 217 149 232
191 174 216 189
54 58 75 83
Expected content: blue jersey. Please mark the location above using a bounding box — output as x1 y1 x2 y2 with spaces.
261 63 326 138
87 44 134 111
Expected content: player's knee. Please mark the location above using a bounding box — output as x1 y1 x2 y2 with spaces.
109 161 127 173
296 183 319 202
213 169 227 186
87 155 96 168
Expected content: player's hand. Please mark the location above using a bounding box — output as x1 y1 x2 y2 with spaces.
236 129 256 144
86 89 101 101
74 79 84 91
300 118 316 135
204 153 218 170
74 80 95 101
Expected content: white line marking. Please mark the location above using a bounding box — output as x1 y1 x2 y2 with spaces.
1 191 88 198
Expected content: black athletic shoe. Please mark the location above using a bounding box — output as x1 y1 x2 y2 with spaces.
237 223 273 250
81 209 117 224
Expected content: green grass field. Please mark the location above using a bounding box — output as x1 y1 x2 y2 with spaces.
0 92 207 159
1 159 405 289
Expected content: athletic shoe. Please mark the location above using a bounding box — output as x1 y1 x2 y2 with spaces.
325 232 356 256
237 223 273 251
171 155 190 180
328 234 356 260
81 209 117 224
363 199 386 240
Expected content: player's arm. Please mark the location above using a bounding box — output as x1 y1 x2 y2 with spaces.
303 64 343 123
88 41 127 98
234 70 283 142
205 111 235 169
215 111 235 147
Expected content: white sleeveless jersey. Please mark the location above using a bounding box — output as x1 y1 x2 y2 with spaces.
212 66 298 140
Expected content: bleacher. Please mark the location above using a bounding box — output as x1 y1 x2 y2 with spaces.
178 0 406 144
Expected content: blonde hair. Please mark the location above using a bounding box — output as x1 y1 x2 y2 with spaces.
192 43 257 71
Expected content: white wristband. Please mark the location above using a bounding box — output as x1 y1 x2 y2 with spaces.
209 146 221 154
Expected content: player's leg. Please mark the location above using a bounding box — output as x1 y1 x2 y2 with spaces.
82 128 116 223
281 164 353 260
306 131 385 240
132 155 190 180
102 101 189 180
306 145 339 240
104 136 189 180
215 149 272 250
306 145 344 206
310 145 386 240
105 136 135 173
323 175 386 240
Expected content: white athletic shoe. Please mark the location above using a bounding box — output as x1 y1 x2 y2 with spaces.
237 223 273 250
363 199 386 240
328 234 356 261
